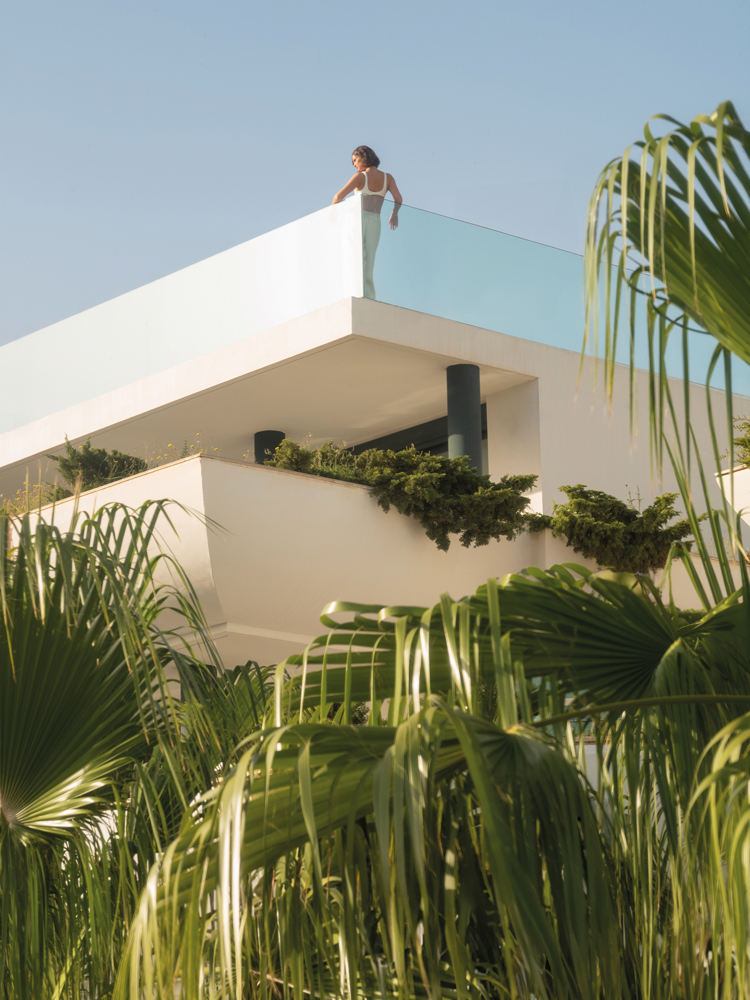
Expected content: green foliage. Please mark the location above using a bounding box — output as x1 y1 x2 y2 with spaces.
527 483 697 573
116 565 750 1000
734 416 750 467
586 100 750 397
10 98 750 1000
584 101 750 597
6 507 750 1000
0 503 227 1000
267 438 536 550
47 436 148 492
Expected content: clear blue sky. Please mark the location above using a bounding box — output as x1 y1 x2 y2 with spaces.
3 0 749 345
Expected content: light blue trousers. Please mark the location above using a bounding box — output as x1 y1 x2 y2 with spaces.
362 210 382 299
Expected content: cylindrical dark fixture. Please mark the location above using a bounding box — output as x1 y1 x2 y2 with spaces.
254 430 286 465
447 364 482 472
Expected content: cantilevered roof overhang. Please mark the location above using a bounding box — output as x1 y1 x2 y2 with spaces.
0 297 550 496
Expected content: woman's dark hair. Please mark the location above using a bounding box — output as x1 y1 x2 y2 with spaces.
352 145 380 168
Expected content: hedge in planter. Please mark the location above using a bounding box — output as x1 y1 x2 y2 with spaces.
48 437 148 493
266 440 536 551
527 483 697 574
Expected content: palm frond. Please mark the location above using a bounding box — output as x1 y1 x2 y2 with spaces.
585 100 750 391
116 563 750 999
584 100 750 625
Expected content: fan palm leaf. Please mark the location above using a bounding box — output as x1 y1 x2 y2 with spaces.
273 566 748 730
0 503 221 999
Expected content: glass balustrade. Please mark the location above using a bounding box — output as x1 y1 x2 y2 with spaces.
361 198 750 396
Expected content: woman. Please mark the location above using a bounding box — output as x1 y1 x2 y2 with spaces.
332 145 402 299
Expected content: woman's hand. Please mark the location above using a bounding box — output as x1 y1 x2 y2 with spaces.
387 176 403 230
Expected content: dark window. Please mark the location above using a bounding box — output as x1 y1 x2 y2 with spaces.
353 403 487 457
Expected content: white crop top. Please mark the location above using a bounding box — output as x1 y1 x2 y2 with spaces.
361 170 389 196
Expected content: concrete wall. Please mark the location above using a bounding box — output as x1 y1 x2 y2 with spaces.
0 297 534 492
486 380 543 512
0 199 363 434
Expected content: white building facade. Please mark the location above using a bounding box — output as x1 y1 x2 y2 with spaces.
1 200 746 665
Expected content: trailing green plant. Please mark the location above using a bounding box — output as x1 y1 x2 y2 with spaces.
47 436 148 492
266 438 536 550
527 483 697 573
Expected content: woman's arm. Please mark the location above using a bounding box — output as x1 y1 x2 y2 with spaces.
387 175 403 229
332 172 364 204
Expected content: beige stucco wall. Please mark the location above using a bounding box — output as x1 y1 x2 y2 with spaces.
484 332 741 524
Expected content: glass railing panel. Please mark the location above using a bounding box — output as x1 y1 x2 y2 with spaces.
364 200 750 396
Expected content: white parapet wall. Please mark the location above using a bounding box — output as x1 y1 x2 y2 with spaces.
29 454 550 666
0 199 363 434
27 454 727 668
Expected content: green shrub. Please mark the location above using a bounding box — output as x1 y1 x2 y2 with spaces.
527 483 697 574
266 439 536 551
734 417 750 468
47 437 148 492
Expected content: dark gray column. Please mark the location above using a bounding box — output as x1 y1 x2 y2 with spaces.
447 364 482 472
254 430 286 465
